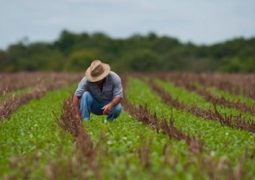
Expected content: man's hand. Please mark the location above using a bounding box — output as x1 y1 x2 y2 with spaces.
102 103 113 114
102 97 122 115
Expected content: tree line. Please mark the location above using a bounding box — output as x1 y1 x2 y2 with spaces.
0 30 255 73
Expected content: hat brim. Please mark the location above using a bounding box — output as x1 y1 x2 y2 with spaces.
85 63 110 82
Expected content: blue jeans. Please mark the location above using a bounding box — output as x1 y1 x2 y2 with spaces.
80 91 122 121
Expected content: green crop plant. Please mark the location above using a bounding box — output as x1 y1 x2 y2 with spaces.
0 85 77 177
0 87 35 104
126 78 255 177
1 73 255 179
156 79 255 122
206 86 255 107
83 111 197 179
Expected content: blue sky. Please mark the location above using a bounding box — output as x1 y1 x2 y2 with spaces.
0 0 255 49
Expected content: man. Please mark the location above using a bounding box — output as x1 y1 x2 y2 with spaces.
73 60 123 121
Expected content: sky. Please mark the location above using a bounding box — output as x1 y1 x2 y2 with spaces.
0 0 255 49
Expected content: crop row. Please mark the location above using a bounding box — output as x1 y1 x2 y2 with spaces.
155 72 255 100
157 73 255 116
42 75 255 179
0 72 81 96
148 78 255 133
34 91 239 179
1 73 255 179
0 73 81 120
51 97 100 179
155 79 255 125
125 77 255 179
0 86 76 178
126 77 255 177
122 77 203 154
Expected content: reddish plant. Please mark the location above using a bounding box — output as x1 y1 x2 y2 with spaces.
122 76 203 154
0 73 81 120
148 79 255 133
158 73 255 116
0 72 81 96
58 97 101 179
59 97 94 161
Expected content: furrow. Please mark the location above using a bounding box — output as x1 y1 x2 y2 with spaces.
148 79 255 133
123 77 202 154
160 74 255 117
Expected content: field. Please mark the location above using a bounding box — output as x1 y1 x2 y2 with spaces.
1 72 255 179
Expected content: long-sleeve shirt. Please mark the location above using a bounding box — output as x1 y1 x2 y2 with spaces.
74 71 123 102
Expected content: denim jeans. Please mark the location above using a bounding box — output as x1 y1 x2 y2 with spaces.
80 91 122 121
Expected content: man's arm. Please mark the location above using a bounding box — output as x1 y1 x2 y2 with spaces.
73 96 81 118
102 96 122 114
102 73 123 114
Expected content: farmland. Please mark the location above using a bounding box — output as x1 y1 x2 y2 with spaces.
1 72 255 179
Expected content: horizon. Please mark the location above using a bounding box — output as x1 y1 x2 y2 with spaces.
1 0 255 49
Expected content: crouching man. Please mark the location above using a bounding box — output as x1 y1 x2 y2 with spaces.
73 60 123 121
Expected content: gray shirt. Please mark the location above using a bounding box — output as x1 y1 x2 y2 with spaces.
74 71 123 102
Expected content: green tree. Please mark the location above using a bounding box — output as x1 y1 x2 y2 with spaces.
120 49 160 71
65 49 103 71
54 30 78 55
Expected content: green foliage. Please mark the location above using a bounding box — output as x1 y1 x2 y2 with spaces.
156 79 255 122
119 49 161 71
1 30 255 72
65 49 103 71
54 30 77 55
207 86 255 107
219 57 255 73
0 87 34 103
85 112 193 179
125 77 255 178
1 75 255 178
127 78 255 159
0 86 76 174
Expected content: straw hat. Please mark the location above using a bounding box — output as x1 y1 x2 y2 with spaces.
85 60 111 82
